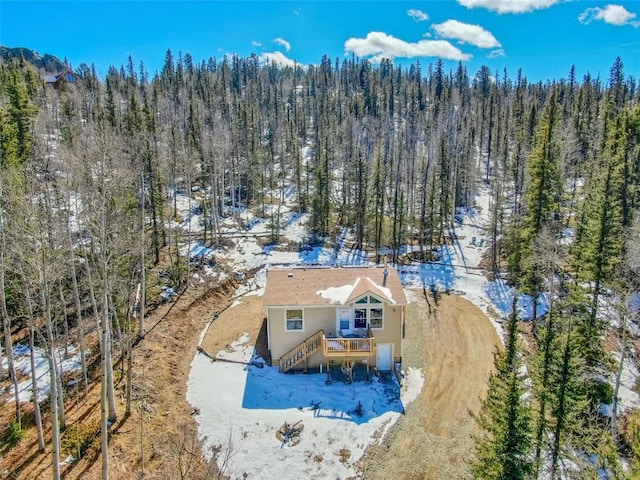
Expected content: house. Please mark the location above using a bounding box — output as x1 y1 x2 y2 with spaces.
263 266 408 378
44 69 78 89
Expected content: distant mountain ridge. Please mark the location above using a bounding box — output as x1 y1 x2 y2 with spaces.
0 46 68 73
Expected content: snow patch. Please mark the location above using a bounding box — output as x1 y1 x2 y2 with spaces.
317 284 356 304
3 345 85 403
187 334 423 479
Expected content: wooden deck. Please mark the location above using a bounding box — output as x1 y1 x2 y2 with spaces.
322 332 375 357
278 328 376 375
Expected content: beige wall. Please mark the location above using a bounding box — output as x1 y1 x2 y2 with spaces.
267 306 336 361
373 304 403 364
267 303 404 368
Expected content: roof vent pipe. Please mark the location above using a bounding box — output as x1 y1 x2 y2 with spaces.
383 268 389 287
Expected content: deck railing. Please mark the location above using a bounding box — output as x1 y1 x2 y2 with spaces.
322 329 375 357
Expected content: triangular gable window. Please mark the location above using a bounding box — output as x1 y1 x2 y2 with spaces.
354 294 383 305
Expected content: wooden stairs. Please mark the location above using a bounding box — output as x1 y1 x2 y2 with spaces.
279 329 324 373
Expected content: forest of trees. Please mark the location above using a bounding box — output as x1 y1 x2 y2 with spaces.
0 50 639 479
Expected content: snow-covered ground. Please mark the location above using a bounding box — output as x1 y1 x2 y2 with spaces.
180 183 548 325
1 345 84 403
187 335 423 480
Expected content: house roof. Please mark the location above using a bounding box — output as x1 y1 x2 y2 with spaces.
263 266 408 307
44 69 78 84
57 70 78 80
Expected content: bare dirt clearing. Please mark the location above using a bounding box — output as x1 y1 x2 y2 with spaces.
360 289 501 480
200 293 266 361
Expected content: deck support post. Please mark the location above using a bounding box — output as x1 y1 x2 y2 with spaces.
325 359 331 384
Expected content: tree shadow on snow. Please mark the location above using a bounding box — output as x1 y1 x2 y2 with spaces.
240 361 405 425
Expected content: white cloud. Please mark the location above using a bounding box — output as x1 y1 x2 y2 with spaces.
273 37 291 52
252 41 262 47
578 4 639 26
344 31 472 61
367 55 392 64
457 0 560 14
259 51 297 68
432 19 501 48
407 8 429 21
487 48 506 58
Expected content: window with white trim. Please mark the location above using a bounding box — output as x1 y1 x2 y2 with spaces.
285 308 304 331
354 309 367 329
353 295 384 329
370 308 383 329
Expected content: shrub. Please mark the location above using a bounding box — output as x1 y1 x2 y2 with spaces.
2 421 24 449
61 418 101 459
591 380 614 405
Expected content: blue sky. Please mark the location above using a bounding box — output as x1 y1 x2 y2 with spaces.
1 0 639 82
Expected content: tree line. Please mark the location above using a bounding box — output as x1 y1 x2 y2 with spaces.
473 59 640 479
0 50 639 478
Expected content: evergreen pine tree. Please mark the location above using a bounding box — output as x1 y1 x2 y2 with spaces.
510 89 562 319
0 62 38 168
473 302 533 480
572 108 627 366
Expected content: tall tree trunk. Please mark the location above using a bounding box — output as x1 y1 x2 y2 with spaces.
0 225 21 424
44 281 61 480
490 179 502 273
54 342 67 429
29 324 46 451
533 234 559 478
0 281 20 426
66 191 89 397
533 315 555 478
419 156 430 262
611 302 630 440
104 289 118 424
391 149 403 263
125 302 133 417
550 323 574 480
82 245 103 350
139 164 146 340
101 301 110 480
57 281 70 357
19 262 46 452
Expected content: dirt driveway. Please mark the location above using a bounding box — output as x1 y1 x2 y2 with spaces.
360 289 502 479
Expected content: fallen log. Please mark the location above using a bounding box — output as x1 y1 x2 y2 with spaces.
197 345 216 360
213 356 264 368
196 345 264 368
